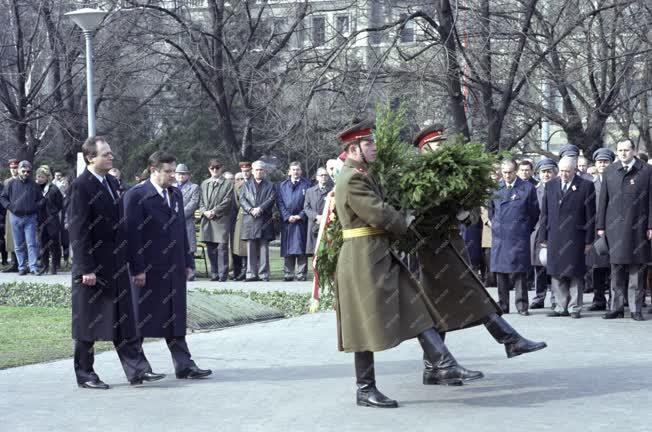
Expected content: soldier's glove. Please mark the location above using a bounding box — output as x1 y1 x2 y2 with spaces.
456 210 471 224
404 210 416 228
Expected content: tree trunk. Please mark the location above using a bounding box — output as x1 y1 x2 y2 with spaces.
436 0 470 140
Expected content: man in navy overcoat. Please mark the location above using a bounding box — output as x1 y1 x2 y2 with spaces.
124 151 212 379
489 159 540 314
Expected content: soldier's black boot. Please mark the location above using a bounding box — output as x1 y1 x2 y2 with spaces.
418 329 484 384
422 332 462 386
484 313 547 358
355 351 398 408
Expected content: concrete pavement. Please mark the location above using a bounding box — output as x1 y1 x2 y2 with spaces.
2 302 652 431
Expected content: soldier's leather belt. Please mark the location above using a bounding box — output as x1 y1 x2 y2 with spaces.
342 227 386 239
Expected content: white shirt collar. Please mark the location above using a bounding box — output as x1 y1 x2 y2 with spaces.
563 175 575 186
623 159 635 170
88 167 105 183
150 179 167 198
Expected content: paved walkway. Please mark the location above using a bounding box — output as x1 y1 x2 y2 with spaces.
2 302 652 431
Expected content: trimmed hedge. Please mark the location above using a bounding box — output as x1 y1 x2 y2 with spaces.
0 282 335 318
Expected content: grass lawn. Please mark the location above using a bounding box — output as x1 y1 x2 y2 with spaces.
0 306 115 369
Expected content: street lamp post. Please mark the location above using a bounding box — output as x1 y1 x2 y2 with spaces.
65 8 107 137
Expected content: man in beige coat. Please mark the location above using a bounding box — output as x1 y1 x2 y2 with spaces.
2 159 20 272
334 118 482 409
198 159 233 282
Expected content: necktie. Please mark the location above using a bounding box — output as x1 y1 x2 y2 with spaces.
562 183 567 194
162 189 170 207
102 178 115 202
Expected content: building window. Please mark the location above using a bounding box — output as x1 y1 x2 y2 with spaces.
312 16 326 46
292 21 306 49
399 14 415 43
335 15 350 44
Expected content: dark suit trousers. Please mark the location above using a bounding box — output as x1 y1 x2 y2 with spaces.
231 254 246 276
165 337 197 373
74 337 151 384
206 241 229 278
532 266 549 303
283 255 307 278
496 272 528 313
611 264 645 313
591 267 610 307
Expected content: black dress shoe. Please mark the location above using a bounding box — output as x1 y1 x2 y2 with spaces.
296 276 306 282
130 372 166 385
283 276 294 282
631 312 645 321
570 312 581 319
176 366 212 379
244 276 261 282
210 275 221 281
236 274 246 281
37 266 48 275
529 302 544 310
547 311 570 317
2 264 18 273
517 310 530 316
603 310 624 319
18 269 28 275
356 385 398 408
219 276 227 282
587 304 606 311
78 379 110 390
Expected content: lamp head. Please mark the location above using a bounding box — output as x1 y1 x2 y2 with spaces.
65 8 107 32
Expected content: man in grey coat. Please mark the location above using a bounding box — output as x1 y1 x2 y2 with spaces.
597 140 652 321
198 159 233 282
530 158 557 309
304 167 333 255
175 164 200 280
587 148 615 311
240 161 276 282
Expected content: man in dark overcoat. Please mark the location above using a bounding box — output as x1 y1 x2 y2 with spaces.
587 148 615 311
68 136 164 389
124 151 212 379
489 159 540 314
597 140 652 321
303 167 333 255
240 161 277 282
539 156 596 318
276 161 311 281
